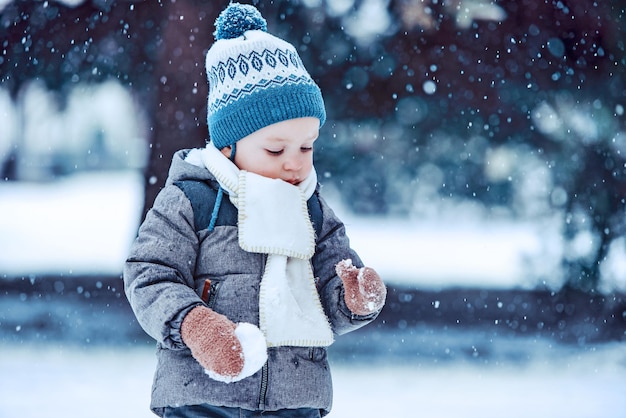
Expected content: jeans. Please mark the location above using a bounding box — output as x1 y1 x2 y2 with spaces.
163 404 322 418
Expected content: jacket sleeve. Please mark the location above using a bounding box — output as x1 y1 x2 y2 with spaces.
123 184 203 350
312 194 382 336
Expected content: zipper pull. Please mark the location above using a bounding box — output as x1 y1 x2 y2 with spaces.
201 279 212 303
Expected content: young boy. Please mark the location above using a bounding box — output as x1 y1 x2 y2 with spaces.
124 3 386 417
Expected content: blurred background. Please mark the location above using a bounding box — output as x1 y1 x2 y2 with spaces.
1 0 625 417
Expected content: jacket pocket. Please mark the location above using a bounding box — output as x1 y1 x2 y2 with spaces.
198 278 222 309
195 273 261 324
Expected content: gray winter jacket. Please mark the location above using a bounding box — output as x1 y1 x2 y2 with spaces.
123 149 380 416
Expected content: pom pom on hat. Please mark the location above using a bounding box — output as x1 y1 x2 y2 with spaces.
214 3 268 40
205 2 326 150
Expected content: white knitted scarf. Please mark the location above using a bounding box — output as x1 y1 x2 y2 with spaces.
188 143 334 347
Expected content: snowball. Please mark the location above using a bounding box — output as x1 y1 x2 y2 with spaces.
205 322 267 384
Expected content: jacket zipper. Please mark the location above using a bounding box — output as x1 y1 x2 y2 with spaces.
206 282 220 308
258 254 269 410
258 362 269 409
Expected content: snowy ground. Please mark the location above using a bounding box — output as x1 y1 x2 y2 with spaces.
1 341 625 418
0 172 144 277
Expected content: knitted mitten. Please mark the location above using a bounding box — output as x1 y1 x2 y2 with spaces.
181 306 267 383
336 259 387 316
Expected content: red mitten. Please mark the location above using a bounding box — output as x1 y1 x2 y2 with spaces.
336 259 386 315
181 306 267 383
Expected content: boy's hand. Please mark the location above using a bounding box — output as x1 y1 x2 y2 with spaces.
335 259 386 316
181 306 267 383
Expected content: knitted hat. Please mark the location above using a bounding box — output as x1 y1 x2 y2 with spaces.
205 3 326 149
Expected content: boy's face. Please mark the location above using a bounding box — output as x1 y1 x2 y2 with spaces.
224 117 320 186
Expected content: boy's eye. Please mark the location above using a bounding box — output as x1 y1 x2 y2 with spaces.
301 146 313 152
265 149 284 156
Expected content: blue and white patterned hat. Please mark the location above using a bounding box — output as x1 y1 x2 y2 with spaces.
205 3 326 149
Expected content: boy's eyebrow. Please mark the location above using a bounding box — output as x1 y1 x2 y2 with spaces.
265 133 319 143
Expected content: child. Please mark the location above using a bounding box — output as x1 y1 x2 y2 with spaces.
124 3 386 417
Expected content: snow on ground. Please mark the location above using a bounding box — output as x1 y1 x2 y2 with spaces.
0 171 144 277
0 342 624 418
341 216 552 288
1 171 557 289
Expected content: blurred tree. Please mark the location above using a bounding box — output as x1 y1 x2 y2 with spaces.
0 0 162 182
0 0 218 218
0 0 161 101
378 0 626 290
143 0 219 219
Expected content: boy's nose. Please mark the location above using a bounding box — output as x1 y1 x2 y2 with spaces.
283 156 303 171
